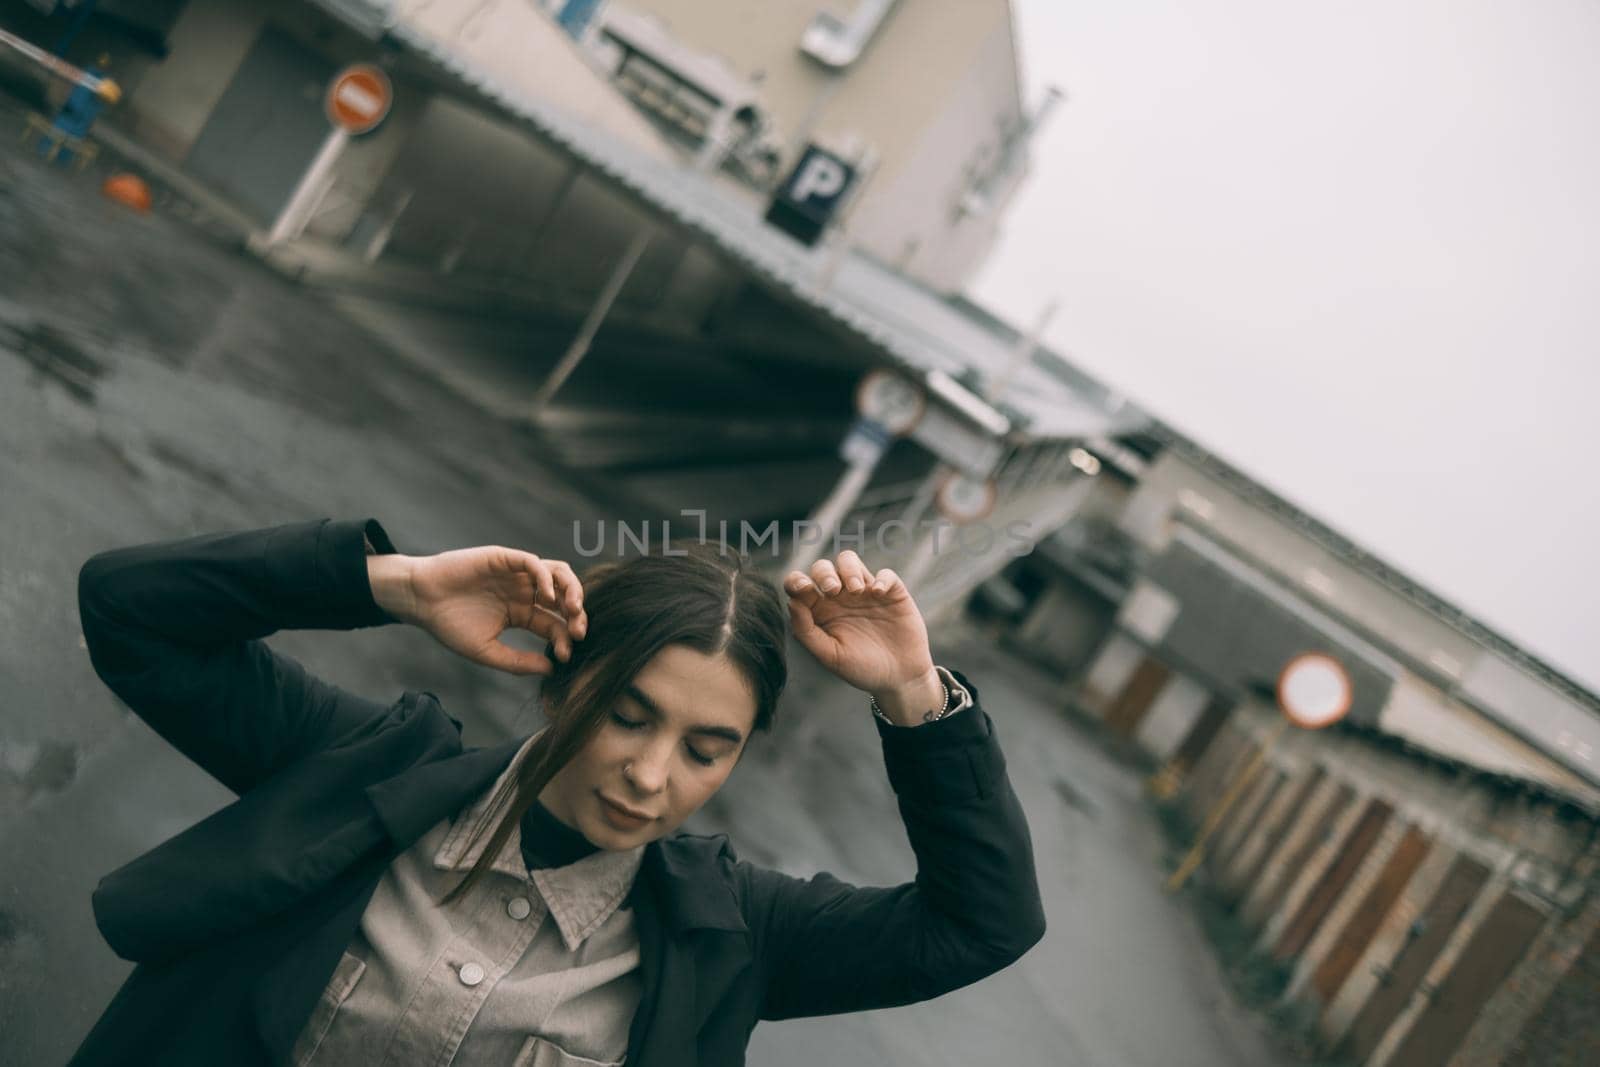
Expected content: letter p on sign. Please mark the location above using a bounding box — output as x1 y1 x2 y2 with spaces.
763 144 857 247
791 156 847 203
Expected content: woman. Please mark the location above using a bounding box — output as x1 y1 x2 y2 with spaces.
70 516 1046 1066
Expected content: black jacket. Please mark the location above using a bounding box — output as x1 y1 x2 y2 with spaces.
69 517 1047 1066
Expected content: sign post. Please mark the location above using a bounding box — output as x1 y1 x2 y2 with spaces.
264 64 392 247
786 370 925 574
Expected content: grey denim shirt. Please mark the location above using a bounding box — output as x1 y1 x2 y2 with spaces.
289 727 646 1066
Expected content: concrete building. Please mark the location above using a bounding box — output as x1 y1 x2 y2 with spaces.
1085 436 1600 801
8 0 1050 291
582 0 1054 293
1041 424 1600 1066
1178 701 1598 1067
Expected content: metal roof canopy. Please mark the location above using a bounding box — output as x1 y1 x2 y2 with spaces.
313 1 1134 445
1169 517 1600 790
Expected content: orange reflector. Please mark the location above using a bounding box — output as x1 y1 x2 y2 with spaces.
101 173 151 214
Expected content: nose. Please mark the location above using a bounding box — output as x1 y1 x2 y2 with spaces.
625 739 672 797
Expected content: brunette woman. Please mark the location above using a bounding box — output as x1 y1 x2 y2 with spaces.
69 517 1045 1065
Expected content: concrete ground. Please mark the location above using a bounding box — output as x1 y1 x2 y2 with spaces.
0 122 1284 1066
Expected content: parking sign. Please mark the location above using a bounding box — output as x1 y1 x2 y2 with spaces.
764 145 857 246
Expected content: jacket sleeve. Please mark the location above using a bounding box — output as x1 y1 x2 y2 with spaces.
743 669 1048 1020
76 517 404 797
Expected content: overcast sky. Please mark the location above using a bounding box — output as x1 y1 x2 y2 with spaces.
969 0 1600 697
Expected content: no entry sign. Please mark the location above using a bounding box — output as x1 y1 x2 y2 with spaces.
935 471 998 523
1276 652 1353 730
326 64 391 135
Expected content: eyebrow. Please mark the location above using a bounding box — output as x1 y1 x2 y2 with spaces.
623 684 745 744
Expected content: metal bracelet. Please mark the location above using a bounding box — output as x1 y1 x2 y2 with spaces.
871 672 953 725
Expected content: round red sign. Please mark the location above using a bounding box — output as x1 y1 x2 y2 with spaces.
1276 652 1353 730
935 471 998 523
326 64 392 135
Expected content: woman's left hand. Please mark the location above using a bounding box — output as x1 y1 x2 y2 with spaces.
784 551 938 705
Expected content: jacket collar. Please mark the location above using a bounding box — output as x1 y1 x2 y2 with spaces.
363 734 749 937
643 832 748 936
364 736 524 846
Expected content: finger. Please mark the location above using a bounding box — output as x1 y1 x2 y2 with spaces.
786 595 828 654
511 550 558 611
525 603 574 661
834 550 872 592
477 640 556 677
871 567 902 595
809 558 842 595
787 597 843 670
785 594 817 638
783 570 822 610
544 559 587 638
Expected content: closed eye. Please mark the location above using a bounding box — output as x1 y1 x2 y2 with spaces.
608 712 718 766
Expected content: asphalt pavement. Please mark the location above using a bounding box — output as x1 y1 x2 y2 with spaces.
0 127 1284 1066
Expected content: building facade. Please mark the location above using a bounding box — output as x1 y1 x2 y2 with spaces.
587 0 1047 293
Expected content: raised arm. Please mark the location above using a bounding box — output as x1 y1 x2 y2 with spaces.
746 667 1047 1019
748 551 1048 1018
76 517 402 796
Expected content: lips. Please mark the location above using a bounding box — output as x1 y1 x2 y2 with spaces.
600 794 654 821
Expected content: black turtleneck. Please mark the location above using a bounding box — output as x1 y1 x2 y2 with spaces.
520 795 601 871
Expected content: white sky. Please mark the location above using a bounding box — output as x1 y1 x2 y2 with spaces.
969 0 1600 697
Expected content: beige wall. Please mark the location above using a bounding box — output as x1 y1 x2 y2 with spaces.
393 0 680 157
608 0 1027 291
846 8 1028 290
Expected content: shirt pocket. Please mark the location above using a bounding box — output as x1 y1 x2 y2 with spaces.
511 1035 625 1067
289 948 368 1066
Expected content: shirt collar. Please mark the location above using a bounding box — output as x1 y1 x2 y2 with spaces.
532 846 645 951
433 728 645 951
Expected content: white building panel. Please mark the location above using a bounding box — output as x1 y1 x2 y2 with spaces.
1117 578 1180 645
1082 631 1143 713
1135 672 1209 760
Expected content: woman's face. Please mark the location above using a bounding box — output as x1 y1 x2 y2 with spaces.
538 644 758 849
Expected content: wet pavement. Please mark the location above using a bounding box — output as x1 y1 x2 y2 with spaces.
0 126 1284 1065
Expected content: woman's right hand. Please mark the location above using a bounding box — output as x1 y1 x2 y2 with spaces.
368 547 586 676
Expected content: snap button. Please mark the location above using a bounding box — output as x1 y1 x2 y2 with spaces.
507 897 533 920
458 961 485 987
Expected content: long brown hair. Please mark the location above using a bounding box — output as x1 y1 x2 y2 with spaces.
438 540 789 905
